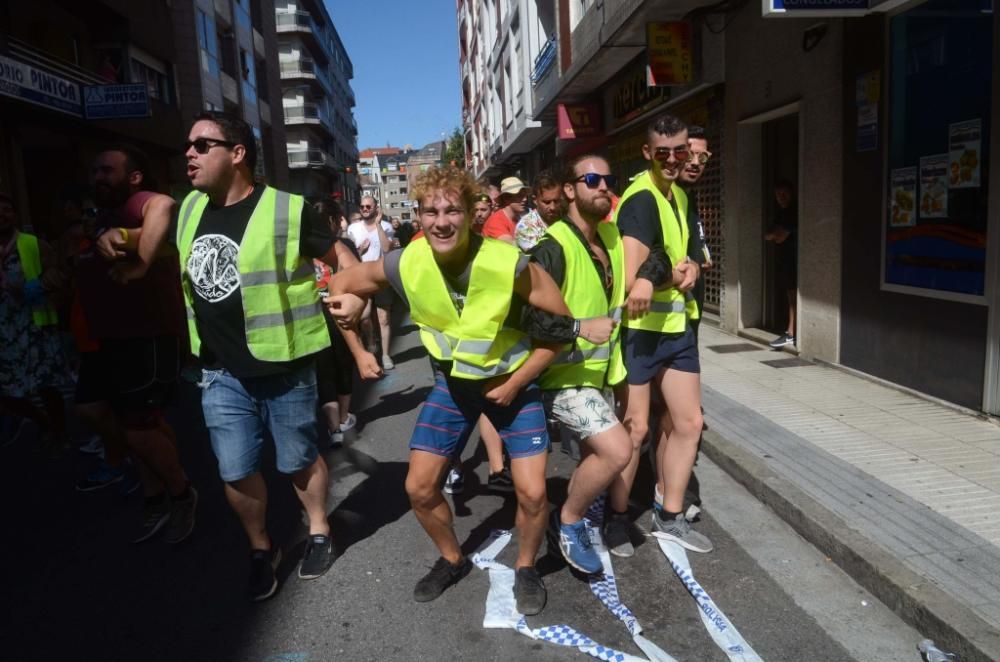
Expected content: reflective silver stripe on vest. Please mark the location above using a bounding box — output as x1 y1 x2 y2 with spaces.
186 306 196 320
424 328 456 359
451 338 531 379
454 338 495 355
648 300 687 314
177 193 201 242
551 344 612 366
610 306 623 323
273 190 291 281
245 302 321 330
241 262 315 287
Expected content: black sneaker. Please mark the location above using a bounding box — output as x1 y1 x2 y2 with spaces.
249 547 282 602
298 534 338 580
443 467 465 495
132 494 171 543
602 510 635 558
514 566 546 615
413 556 471 602
769 332 795 349
487 467 515 493
164 486 198 544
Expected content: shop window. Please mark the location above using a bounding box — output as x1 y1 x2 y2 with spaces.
884 0 992 298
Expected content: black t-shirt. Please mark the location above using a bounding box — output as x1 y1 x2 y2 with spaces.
184 185 335 378
616 189 689 256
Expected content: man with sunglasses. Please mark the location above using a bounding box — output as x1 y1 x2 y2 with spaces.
530 155 662 574
348 196 395 369
174 111 341 600
482 176 529 245
607 113 712 556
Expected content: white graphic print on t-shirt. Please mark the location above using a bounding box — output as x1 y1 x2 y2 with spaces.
188 233 241 302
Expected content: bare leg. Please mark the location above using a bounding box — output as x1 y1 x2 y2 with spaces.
126 418 186 497
337 394 351 427
561 423 631 524
787 289 797 337
321 401 340 434
406 450 462 563
224 472 270 550
478 415 505 473
656 369 703 513
509 452 548 569
291 456 331 536
377 305 393 360
608 383 650 513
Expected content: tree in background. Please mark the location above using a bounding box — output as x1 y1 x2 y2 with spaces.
443 128 465 167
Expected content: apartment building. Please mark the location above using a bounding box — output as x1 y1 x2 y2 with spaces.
275 0 359 209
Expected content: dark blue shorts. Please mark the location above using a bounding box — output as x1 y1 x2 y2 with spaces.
623 326 700 385
410 371 550 460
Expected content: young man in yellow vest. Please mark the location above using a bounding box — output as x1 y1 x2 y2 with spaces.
325 166 594 615
174 112 361 600
530 155 639 574
608 113 713 555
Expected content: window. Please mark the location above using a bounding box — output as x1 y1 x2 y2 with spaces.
241 49 257 106
196 9 219 78
882 0 992 298
130 59 171 103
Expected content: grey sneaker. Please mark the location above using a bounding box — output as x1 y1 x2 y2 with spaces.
651 510 713 553
514 566 547 615
602 511 635 558
133 495 171 543
769 333 795 349
164 486 198 544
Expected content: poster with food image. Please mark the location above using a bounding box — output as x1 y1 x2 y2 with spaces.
919 154 949 219
948 119 981 188
889 167 917 227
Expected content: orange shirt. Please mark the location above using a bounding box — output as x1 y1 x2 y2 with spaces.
482 209 516 239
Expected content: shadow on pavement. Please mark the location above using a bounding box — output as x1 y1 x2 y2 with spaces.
329 460 411 553
387 345 427 366
357 385 431 427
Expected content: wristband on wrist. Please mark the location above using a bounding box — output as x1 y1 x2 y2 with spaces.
573 319 582 339
117 227 129 243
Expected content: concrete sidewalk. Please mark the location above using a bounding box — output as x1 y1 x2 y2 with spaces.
695 323 1000 662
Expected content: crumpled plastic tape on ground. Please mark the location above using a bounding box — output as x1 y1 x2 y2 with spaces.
472 498 763 662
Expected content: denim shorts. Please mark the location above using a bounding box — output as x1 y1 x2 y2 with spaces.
410 371 550 460
199 364 320 482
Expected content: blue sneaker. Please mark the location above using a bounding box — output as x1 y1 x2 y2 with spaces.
76 461 124 492
558 518 603 574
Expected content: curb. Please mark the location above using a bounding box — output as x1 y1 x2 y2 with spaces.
700 428 1000 662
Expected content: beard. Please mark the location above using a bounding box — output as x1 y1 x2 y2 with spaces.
94 180 131 208
577 194 611 220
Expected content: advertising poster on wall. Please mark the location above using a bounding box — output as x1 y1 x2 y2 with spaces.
948 119 981 188
889 167 917 227
918 155 949 219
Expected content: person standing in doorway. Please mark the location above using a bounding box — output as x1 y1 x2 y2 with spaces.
765 180 798 349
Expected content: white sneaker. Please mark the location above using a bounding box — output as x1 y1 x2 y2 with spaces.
382 355 395 370
339 413 357 432
77 434 105 456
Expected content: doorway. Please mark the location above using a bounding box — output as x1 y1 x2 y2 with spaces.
761 113 799 337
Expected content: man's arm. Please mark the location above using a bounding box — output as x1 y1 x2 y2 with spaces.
513 262 571 317
337 324 383 380
325 259 390 327
483 342 561 406
95 194 177 264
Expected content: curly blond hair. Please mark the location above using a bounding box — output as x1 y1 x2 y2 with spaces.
410 165 479 213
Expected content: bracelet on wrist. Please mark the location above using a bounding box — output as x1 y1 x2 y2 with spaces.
117 227 129 243
573 319 582 339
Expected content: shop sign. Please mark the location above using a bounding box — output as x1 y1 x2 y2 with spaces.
0 54 82 117
607 57 671 131
646 22 693 87
83 83 149 119
764 0 869 16
557 103 601 140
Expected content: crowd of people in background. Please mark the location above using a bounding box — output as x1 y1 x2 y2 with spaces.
0 108 738 615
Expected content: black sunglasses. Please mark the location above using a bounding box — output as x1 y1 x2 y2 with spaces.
574 173 618 190
184 138 238 154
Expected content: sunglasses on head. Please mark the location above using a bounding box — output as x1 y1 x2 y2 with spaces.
574 173 618 189
652 146 691 162
184 137 238 154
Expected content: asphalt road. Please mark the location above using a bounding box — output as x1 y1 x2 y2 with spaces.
1 314 925 662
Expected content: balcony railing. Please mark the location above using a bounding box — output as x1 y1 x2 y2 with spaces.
276 11 319 35
287 148 330 168
530 36 557 86
279 58 332 92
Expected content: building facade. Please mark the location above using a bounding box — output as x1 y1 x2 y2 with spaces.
358 146 402 206
456 0 999 415
275 0 359 209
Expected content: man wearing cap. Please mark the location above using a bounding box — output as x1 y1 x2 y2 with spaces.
482 177 529 245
